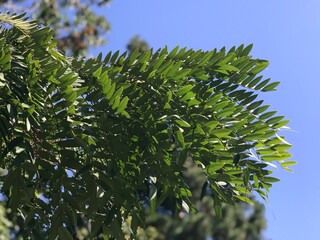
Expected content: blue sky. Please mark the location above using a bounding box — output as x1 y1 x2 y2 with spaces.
95 1 320 239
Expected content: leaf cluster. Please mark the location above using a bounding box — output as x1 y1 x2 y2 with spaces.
0 13 294 239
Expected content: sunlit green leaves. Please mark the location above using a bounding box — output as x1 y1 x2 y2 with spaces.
0 14 292 239
262 82 280 92
117 96 129 114
175 119 191 128
234 195 254 205
175 128 185 149
212 128 232 138
207 162 225 174
280 161 297 167
177 84 193 96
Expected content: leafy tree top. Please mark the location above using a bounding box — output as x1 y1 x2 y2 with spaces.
0 13 294 239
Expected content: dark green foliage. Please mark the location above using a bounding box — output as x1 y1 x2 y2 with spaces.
0 13 293 239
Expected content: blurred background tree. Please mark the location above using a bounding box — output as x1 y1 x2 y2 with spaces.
127 35 149 54
0 2 268 239
0 205 11 239
133 157 267 240
1 0 111 56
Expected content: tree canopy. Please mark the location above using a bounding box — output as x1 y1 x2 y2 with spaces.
0 13 294 239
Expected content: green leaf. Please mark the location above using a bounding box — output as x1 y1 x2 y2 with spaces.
253 175 259 188
212 101 229 111
247 76 263 88
250 60 269 74
111 95 121 110
180 92 196 101
177 84 193 96
105 83 116 100
280 161 296 167
93 67 102 77
117 96 129 113
247 100 263 110
252 105 270 115
261 152 292 161
207 162 225 173
266 116 285 125
212 128 232 138
137 50 151 64
110 87 124 104
128 48 140 65
110 50 120 63
82 134 96 145
218 64 239 72
204 121 219 131
166 62 182 78
254 78 271 90
216 108 234 118
180 188 192 197
210 182 232 204
240 44 253 57
234 195 254 205
259 111 277 120
262 82 280 92
104 51 112 63
217 52 235 65
207 93 223 106
172 69 191 80
175 129 185 149
263 176 280 183
175 119 191 128
167 46 179 59
198 51 213 66
187 98 201 107
272 144 291 151
272 120 290 129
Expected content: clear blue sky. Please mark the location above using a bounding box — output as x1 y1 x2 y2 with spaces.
95 1 319 239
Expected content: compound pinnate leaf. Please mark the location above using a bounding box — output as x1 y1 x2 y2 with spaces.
0 14 292 239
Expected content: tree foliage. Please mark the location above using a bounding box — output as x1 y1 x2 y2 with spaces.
0 13 294 239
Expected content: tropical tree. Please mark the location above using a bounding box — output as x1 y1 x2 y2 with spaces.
0 13 294 239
